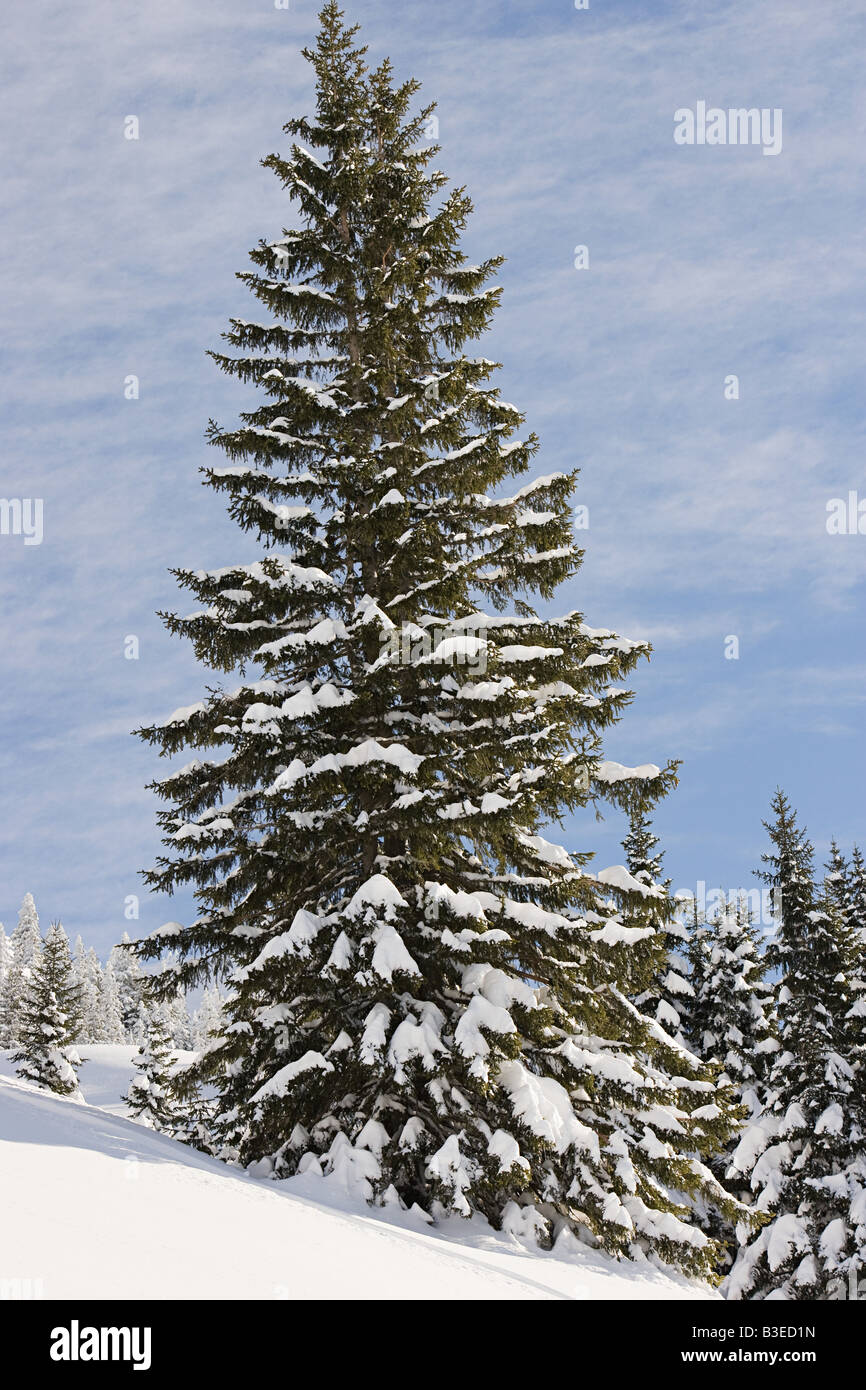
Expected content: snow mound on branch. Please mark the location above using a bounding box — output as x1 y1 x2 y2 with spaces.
595 865 666 899
589 921 656 947
767 1213 812 1270
516 832 575 869
271 740 424 792
251 1051 334 1102
162 701 206 727
595 761 661 784
498 1060 600 1158
348 875 409 917
370 923 421 981
424 881 487 920
248 909 327 970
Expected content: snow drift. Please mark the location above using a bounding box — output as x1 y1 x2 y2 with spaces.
0 1049 716 1300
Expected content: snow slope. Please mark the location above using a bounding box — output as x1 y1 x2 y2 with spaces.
0 1052 718 1301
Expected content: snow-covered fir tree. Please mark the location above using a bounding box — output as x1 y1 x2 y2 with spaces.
168 993 192 1049
846 845 866 949
125 1010 184 1133
686 892 777 1266
836 845 866 1113
135 3 745 1279
822 841 860 969
0 893 43 1045
132 998 153 1045
684 896 712 1049
192 984 226 1051
71 937 106 1044
107 933 147 1039
0 920 10 1041
95 961 127 1044
727 793 866 1300
12 921 82 1097
159 950 193 1047
689 893 776 1119
135 984 192 1050
621 806 693 1047
0 913 189 1048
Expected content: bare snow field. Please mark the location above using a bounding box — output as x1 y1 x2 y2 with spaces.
0 1048 717 1301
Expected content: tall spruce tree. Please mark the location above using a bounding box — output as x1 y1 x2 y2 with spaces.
135 3 744 1278
728 794 866 1299
12 921 82 1097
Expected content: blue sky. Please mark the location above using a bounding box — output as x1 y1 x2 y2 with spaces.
1 0 864 958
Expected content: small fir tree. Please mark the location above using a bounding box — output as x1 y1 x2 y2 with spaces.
71 938 106 1044
107 933 147 1040
125 1011 184 1133
192 984 226 1051
0 893 42 1045
96 962 127 1044
12 921 82 1097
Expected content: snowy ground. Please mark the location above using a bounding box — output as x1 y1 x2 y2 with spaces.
0 1047 718 1300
